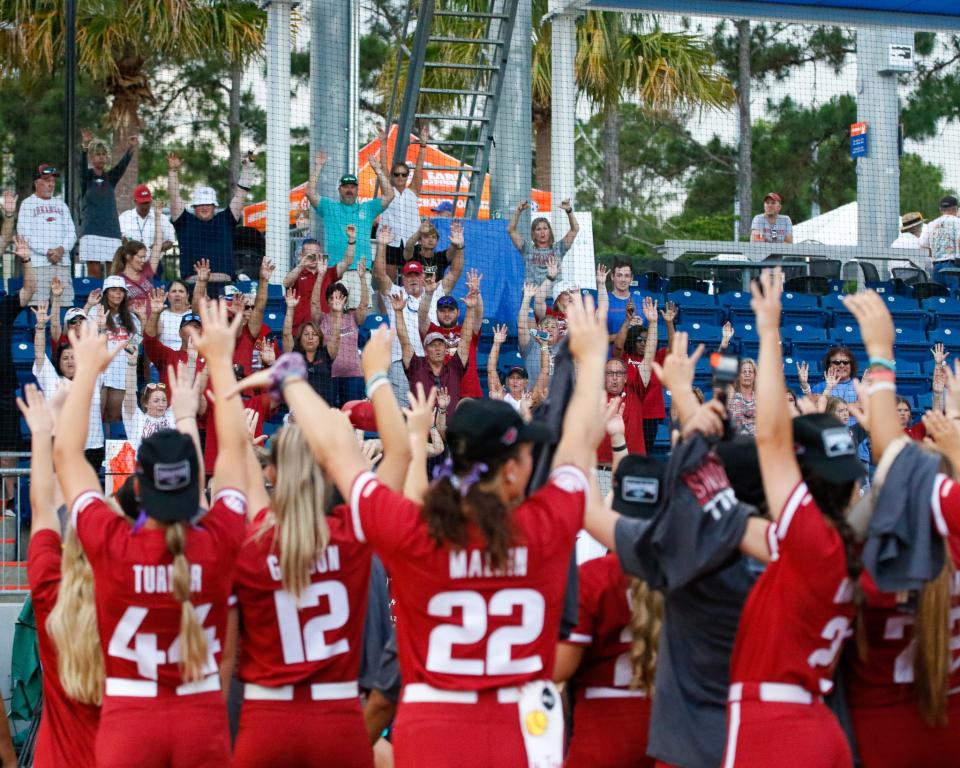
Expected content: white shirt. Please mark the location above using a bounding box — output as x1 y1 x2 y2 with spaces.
87 305 142 389
889 230 931 273
124 408 174 453
159 309 188 350
503 392 523 412
119 206 176 249
380 287 444 362
378 187 421 247
33 357 104 450
17 194 77 262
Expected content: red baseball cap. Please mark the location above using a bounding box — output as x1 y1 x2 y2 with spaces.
402 261 424 276
134 184 153 203
342 400 377 433
33 163 59 180
764 192 782 203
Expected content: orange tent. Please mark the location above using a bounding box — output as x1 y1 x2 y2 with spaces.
243 125 551 230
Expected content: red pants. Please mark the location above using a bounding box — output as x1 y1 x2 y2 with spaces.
722 700 852 768
851 697 960 768
393 698 529 768
95 693 230 768
232 698 372 768
566 695 653 768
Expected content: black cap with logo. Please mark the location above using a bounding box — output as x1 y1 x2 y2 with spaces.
793 413 866 484
446 399 553 464
135 430 201 522
612 454 666 520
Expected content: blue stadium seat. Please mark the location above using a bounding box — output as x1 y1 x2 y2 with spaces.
929 327 959 347
579 288 598 305
262 311 283 330
780 324 829 343
897 374 931 397
12 338 32 366
881 294 928 331
780 292 819 309
729 321 759 357
921 295 960 328
6 278 22 295
893 326 930 364
717 291 753 311
894 359 923 376
73 276 102 303
652 421 672 452
916 392 935 412
831 322 863 345
683 321 723 347
13 306 31 332
865 280 897 296
781 309 829 328
667 290 724 326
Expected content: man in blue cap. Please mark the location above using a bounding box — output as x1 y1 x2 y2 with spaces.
306 149 394 268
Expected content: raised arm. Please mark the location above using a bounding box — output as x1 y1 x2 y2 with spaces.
49 279 64 348
650 331 705 429
120 349 139 437
167 152 184 221
369 155 394 209
507 200 528 252
638 297 659 386
190 259 210 312
325 292 344 360
377 124 390 181
552 295 608 473
355 257 369 325
534 257 560 321
0 190 17 255
31 303 49 370
15 236 35 305
458 290 478 367
306 151 327 209
487 324 508 398
559 199 579 250
19 385 60 534
247 258 273 338
402 383 436 503
391 292 414 369
404 221 425 262
337 224 357 278
410 125 428 195
595 264 609 320
517 282 537 350
144 288 166 339
148 203 164 271
661 300 677 349
418 272 438 338
373 225 394 295
440 221 465 293
751 268 801 521
282 289 299 354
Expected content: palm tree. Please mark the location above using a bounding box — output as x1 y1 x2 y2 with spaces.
0 0 265 204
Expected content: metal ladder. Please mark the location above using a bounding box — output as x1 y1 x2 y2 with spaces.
391 0 519 219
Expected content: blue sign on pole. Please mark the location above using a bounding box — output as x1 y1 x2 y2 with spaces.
850 121 869 158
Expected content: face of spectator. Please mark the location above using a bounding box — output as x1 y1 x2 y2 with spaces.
59 348 76 378
605 361 627 396
764 197 782 216
167 282 189 309
299 324 320 352
242 301 254 326
833 401 850 423
145 388 168 417
612 266 632 293
539 317 559 345
426 338 447 365
391 164 409 192
436 304 459 328
827 353 852 382
402 272 423 297
507 372 527 398
738 362 756 389
91 149 109 173
554 292 572 313
194 203 216 222
106 287 126 309
127 248 147 273
34 175 56 200
339 183 358 205
532 219 552 247
631 331 647 355
136 201 151 217
301 243 323 273
896 402 912 428
180 321 200 345
422 231 439 250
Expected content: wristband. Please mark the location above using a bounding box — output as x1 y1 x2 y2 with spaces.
868 369 896 384
366 377 390 398
869 356 896 371
611 442 627 452
868 382 897 395
266 352 308 404
347 239 357 245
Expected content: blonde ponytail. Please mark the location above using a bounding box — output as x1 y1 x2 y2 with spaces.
914 554 955 726
165 522 208 683
46 527 103 705
267 425 329 597
627 577 662 693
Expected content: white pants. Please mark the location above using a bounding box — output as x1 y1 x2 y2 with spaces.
80 234 122 263
388 359 410 409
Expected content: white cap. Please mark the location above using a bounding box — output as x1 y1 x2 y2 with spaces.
552 281 577 301
64 307 87 323
103 275 128 292
190 186 218 207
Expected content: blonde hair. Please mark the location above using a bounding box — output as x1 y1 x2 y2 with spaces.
913 554 956 726
165 522 209 682
262 425 329 597
627 577 662 692
46 527 103 705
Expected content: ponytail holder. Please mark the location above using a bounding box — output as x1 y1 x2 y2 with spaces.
266 352 308 404
132 509 148 533
431 457 489 497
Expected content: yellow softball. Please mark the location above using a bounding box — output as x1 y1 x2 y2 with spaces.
525 710 548 737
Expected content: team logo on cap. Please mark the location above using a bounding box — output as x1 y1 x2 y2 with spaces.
152 461 191 491
822 427 855 457
622 476 660 504
501 426 518 446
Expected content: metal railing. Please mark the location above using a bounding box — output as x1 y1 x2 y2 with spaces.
0 462 30 595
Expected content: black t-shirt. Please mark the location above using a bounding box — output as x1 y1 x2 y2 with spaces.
411 245 450 277
0 294 25 395
301 346 336 402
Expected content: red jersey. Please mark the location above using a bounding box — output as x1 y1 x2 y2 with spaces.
27 531 100 767
423 321 482 398
729 481 856 696
232 507 373 687
347 465 589 692
72 488 248 697
848 473 960 708
143 334 207 391
624 347 668 419
565 553 640 692
598 366 646 463
234 324 279 377
203 393 271 475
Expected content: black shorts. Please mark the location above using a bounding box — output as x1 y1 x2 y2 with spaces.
385 244 406 267
0 393 25 452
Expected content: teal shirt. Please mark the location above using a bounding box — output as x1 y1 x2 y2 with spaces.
315 197 384 267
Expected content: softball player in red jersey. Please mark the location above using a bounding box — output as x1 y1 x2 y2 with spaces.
847 472 960 768
556 553 655 768
54 300 252 768
272 297 609 768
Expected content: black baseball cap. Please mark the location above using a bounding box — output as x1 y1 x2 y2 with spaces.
339 173 359 186
446 399 553 463
612 454 666 520
792 413 866 484
437 295 458 310
135 430 201 523
715 437 765 509
941 195 959 210
506 365 529 380
179 312 202 329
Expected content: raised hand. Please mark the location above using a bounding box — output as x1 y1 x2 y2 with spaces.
515 200 530 214
285 288 300 309
604 398 626 439
16 384 53 436
50 277 64 300
923 410 960 457
522 282 538 302
749 267 782 334
404 383 438 439
14 235 30 263
660 300 678 324
193 299 244 363
465 268 482 295
166 151 182 171
823 369 839 391
69 316 124 374
418 124 430 144
464 290 479 309
436 386 451 412
259 257 275 282
565 294 607 364
346 223 356 242
721 321 734 346
449 221 465 249
167 361 203 420
422 272 438 295
31 301 49 327
86 287 102 307
369 155 383 173
651 331 705 394
560 199 572 212
80 128 94 147
548 256 561 281
377 123 388 144
492 324 508 345
194 258 211 283
259 340 277 367
796 360 809 386
519 391 534 422
329 292 346 313
596 263 609 287
390 292 405 312
128 135 140 150
377 223 394 246
641 296 659 323
149 288 167 316
681 399 727 440
932 342 948 366
313 150 328 170
361 325 393 380
2 189 17 218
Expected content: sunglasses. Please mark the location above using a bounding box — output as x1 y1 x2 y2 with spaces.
830 359 851 366
145 383 167 391
39 167 58 176
392 171 409 178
